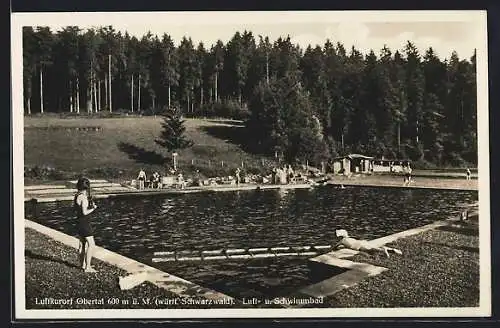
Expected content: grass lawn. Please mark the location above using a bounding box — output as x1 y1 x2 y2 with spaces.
324 222 480 308
24 116 271 182
25 227 180 309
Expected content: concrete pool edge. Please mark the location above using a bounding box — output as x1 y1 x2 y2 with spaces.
24 219 234 302
24 183 315 203
324 181 477 191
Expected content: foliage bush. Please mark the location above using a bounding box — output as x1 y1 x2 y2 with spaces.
194 100 250 120
24 165 69 181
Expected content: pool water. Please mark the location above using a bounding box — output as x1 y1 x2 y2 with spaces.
26 185 477 300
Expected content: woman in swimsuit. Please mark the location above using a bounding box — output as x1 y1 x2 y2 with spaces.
334 229 402 258
74 177 98 272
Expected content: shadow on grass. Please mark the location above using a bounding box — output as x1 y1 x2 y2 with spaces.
423 241 479 253
200 125 254 153
117 142 166 166
25 249 80 269
437 224 479 237
205 119 245 126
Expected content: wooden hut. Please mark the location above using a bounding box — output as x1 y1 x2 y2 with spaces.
329 154 374 175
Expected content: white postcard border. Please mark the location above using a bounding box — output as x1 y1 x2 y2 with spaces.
11 10 491 319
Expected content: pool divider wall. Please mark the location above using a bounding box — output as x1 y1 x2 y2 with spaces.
151 245 334 262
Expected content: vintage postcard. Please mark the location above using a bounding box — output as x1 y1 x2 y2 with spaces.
12 10 490 319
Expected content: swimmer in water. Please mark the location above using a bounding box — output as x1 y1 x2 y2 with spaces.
334 229 402 257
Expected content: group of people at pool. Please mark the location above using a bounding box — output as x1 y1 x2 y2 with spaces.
137 168 187 190
137 168 164 190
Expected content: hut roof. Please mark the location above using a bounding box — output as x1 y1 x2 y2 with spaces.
331 154 374 161
347 154 374 160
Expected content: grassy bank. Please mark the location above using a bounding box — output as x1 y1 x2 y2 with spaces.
24 116 476 185
323 220 480 308
25 227 179 309
24 116 270 183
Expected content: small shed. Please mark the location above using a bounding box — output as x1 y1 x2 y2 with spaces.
330 154 374 175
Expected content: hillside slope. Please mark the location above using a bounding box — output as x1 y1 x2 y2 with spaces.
24 116 270 181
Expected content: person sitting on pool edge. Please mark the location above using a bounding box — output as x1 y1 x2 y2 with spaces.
333 229 402 258
151 171 161 189
74 177 98 272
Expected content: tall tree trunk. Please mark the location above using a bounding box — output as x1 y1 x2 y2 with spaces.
138 74 141 111
27 97 31 115
397 122 401 151
88 75 92 113
215 72 218 102
415 119 419 144
200 85 203 108
266 52 269 85
152 94 155 111
108 54 112 113
69 80 73 113
187 94 190 113
239 89 242 106
97 80 101 112
168 82 171 108
76 77 80 114
105 74 108 110
93 77 96 112
40 67 44 114
93 79 97 112
131 74 134 112
88 64 93 113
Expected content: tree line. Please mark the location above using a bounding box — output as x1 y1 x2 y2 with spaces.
23 26 477 167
